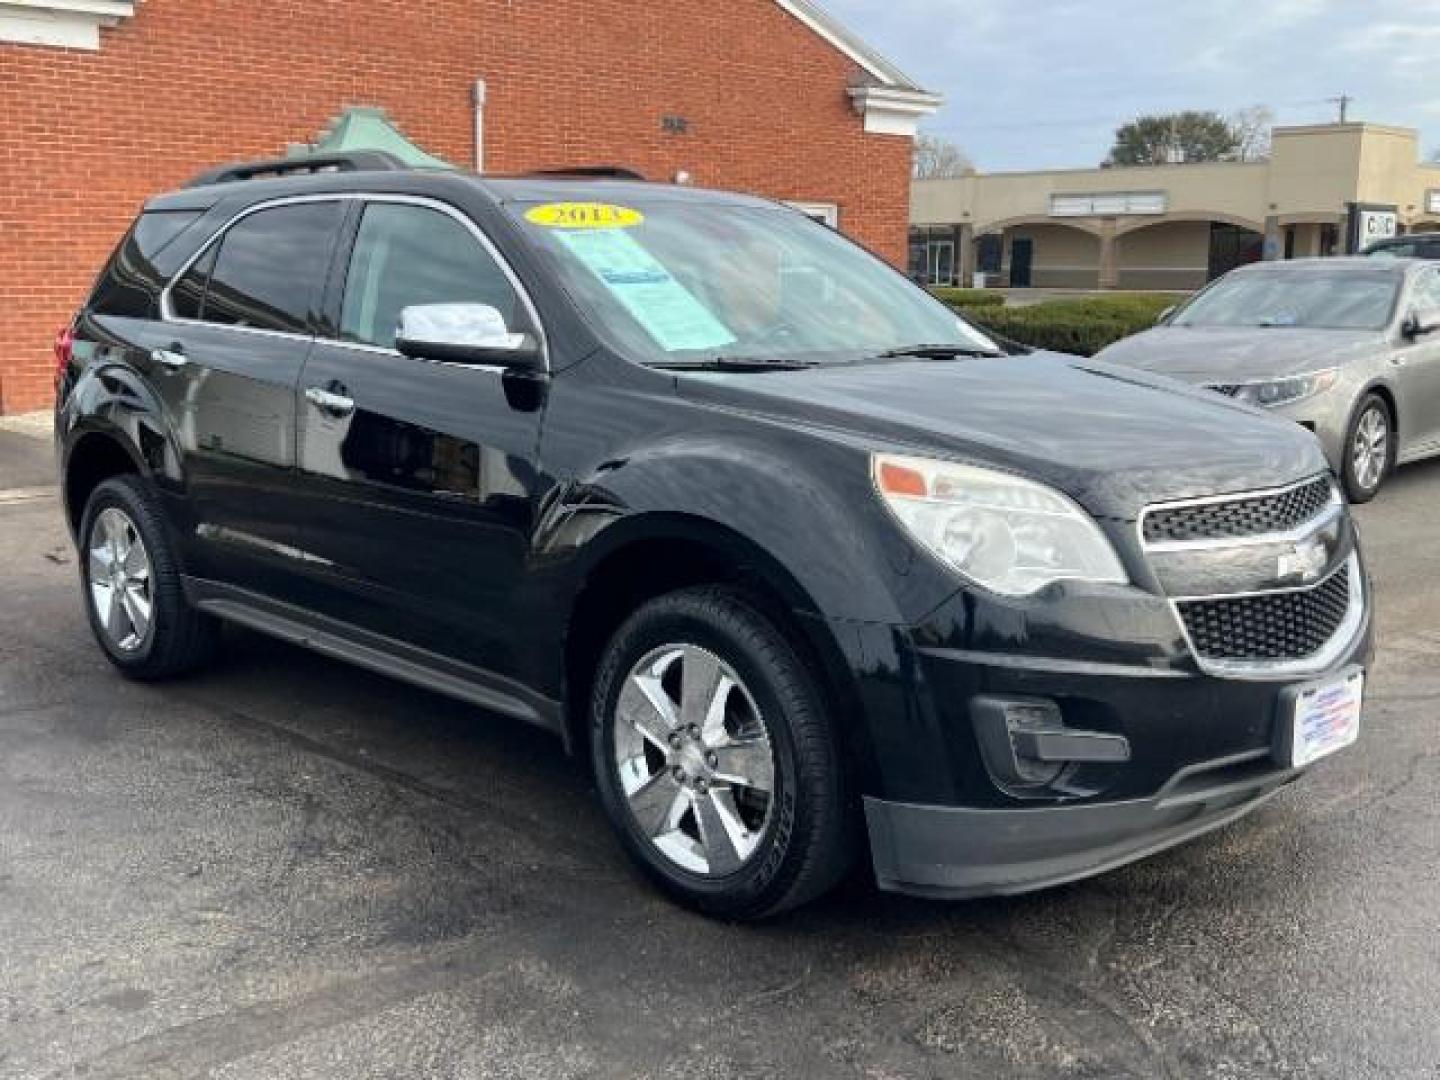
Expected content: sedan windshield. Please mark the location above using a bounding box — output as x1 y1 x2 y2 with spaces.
1173 270 1399 331
508 197 998 365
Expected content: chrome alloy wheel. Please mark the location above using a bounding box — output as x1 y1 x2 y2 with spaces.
1352 405 1389 493
612 644 777 876
87 507 154 653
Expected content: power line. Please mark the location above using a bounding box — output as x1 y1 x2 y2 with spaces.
922 97 1338 137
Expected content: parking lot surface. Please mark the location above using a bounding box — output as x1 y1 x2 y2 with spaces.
3 430 1440 1079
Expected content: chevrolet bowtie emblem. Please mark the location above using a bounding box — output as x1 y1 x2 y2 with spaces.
1278 539 1329 584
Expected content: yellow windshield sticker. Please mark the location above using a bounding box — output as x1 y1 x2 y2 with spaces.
525 202 644 230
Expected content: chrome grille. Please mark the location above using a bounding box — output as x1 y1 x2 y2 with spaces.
1177 563 1351 663
1142 476 1334 545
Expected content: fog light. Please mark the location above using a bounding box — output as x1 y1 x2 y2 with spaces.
972 696 1131 795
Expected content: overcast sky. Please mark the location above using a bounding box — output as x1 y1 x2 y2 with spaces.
820 0 1440 172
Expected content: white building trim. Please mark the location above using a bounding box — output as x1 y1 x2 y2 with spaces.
772 0 942 138
772 0 918 89
847 85 944 138
0 0 135 50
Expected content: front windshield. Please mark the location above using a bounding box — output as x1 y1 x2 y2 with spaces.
509 197 998 364
1173 270 1399 331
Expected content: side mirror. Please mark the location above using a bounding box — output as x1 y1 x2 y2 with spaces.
1401 311 1440 341
395 303 543 370
1156 305 1177 326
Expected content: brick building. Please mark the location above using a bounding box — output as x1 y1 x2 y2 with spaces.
0 0 939 413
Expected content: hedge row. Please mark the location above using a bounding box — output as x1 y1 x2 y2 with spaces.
938 293 1184 356
929 287 1006 309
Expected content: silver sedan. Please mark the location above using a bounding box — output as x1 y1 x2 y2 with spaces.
1099 257 1440 501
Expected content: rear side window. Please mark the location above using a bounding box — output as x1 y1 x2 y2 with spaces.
90 210 203 318
339 202 521 349
171 202 343 333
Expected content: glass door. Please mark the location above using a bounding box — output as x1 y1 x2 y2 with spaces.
927 240 955 286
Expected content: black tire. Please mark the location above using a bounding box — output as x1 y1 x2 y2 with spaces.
1341 393 1394 504
590 586 854 920
78 475 219 680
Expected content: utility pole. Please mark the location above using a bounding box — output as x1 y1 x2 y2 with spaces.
1329 94 1353 124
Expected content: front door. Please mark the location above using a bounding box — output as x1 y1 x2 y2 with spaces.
294 198 548 679
1009 238 1034 288
142 199 345 594
1394 267 1440 457
927 240 955 287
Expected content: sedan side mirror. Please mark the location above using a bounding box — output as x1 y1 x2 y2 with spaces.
1401 311 1440 341
1156 305 1177 326
396 303 543 370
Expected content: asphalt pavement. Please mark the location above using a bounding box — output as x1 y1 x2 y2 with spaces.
3 426 1440 1079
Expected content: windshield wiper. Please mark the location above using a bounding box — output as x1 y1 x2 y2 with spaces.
871 343 1005 360
648 356 821 372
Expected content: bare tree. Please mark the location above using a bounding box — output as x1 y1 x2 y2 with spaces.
913 134 973 180
1230 105 1274 162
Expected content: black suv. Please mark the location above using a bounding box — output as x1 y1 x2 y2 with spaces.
57 153 1373 918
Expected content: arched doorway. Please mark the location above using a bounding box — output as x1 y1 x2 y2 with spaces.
973 217 1103 288
1115 216 1264 289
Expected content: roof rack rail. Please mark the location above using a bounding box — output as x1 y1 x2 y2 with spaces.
527 165 647 181
184 151 410 189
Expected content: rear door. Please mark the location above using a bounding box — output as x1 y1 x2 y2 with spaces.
293 196 549 678
141 199 346 593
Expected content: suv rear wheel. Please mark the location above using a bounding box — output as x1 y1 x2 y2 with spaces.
590 586 853 919
79 476 218 679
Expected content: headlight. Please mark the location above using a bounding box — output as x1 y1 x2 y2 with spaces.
1232 369 1338 408
872 454 1129 597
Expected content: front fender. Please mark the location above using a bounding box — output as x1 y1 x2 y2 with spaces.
541 430 957 626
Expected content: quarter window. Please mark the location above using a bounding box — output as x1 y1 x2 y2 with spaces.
339 203 522 349
171 202 342 333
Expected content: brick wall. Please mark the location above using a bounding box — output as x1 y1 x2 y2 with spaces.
0 0 915 413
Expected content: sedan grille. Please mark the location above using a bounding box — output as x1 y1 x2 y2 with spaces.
1177 563 1351 663
1142 476 1334 545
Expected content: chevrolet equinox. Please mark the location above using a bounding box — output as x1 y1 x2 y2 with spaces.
55 153 1372 918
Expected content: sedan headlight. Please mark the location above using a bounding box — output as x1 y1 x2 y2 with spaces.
872 454 1129 597
1231 368 1338 408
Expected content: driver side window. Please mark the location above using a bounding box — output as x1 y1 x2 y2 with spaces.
340 202 522 349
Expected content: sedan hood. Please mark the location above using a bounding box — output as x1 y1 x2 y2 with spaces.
1097 325 1384 383
676 352 1328 520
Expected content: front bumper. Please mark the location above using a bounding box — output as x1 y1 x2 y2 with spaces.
866 751 1299 898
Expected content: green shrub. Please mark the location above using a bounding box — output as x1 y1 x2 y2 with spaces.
957 294 1182 356
930 287 1006 309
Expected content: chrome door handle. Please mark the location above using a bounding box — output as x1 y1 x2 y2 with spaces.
304 387 356 417
152 348 188 371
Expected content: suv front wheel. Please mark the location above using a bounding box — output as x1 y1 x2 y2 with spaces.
79 475 218 679
590 586 853 919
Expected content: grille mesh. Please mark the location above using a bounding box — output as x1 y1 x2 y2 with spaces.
1178 564 1351 662
1143 477 1333 545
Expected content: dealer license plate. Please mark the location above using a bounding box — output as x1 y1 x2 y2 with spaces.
1287 669 1363 768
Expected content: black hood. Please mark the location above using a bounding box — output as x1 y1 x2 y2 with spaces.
676 352 1328 520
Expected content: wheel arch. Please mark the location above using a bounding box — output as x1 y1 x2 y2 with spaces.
560 513 875 788
62 427 149 537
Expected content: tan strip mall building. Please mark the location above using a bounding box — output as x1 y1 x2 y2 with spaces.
910 123 1440 291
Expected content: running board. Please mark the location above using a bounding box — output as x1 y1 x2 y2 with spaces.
189 582 563 737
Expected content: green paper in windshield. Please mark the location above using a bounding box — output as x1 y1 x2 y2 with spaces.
552 228 736 353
